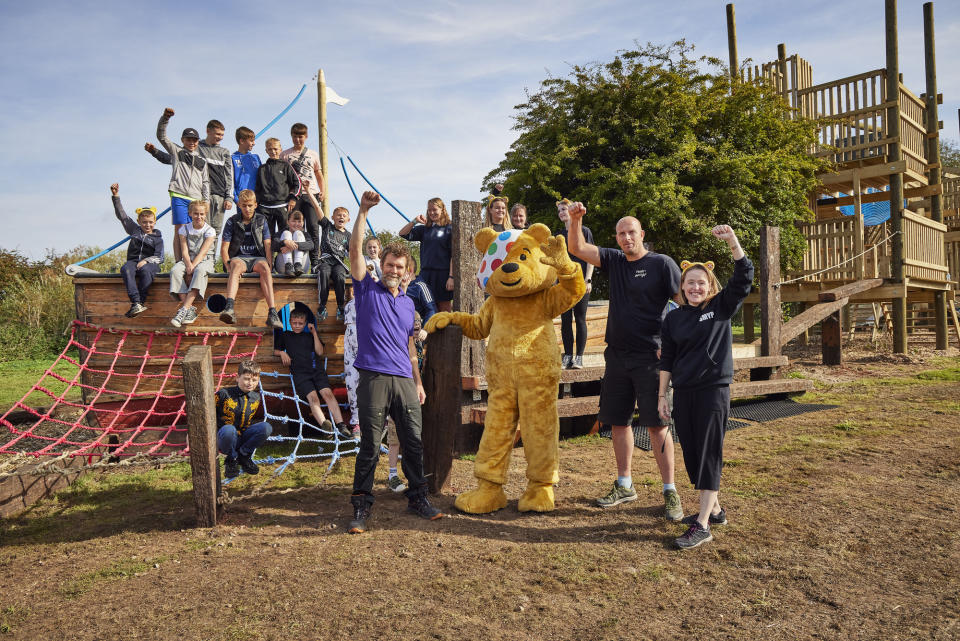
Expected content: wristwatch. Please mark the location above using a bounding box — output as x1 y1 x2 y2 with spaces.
585 278 592 283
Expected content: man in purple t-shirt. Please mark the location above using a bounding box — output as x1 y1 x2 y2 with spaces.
348 191 445 534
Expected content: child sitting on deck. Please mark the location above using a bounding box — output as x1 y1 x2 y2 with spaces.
219 189 283 329
274 309 351 440
317 206 351 321
274 209 314 277
169 200 216 327
215 359 273 479
110 183 163 318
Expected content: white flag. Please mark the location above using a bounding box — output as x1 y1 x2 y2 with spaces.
326 86 350 106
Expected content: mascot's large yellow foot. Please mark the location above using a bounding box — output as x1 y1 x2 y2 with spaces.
518 482 555 513
454 480 507 514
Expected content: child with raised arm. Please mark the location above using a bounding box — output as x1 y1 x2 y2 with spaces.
275 309 351 440
156 108 210 260
219 190 283 329
398 198 453 312
282 123 325 268
316 206 351 321
169 200 216 327
255 138 300 240
216 359 273 479
231 127 261 200
110 183 163 318
658 225 754 550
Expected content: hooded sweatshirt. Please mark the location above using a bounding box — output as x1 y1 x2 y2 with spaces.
157 113 210 201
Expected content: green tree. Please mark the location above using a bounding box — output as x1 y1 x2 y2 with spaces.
483 41 825 287
940 138 960 171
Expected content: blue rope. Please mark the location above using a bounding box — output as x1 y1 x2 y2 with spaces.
340 156 377 236
346 156 411 222
72 83 309 270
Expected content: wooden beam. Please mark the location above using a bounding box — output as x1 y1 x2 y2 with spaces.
759 226 781 356
779 298 849 346
924 1 948 349
730 378 813 399
469 395 601 424
726 4 738 80
462 366 606 391
733 355 789 370
817 159 907 187
817 183 942 208
819 278 884 302
182 345 219 528
742 303 755 343
744 282 908 304
822 309 843 365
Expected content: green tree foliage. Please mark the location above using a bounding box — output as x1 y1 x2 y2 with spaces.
483 41 825 284
940 138 960 171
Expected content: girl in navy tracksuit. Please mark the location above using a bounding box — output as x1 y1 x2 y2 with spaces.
658 225 753 550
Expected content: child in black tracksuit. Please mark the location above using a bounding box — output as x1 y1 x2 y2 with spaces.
658 225 753 550
110 183 164 318
255 138 301 240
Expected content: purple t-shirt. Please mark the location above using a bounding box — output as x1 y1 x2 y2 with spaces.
353 272 416 377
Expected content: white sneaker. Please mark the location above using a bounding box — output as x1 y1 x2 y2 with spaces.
170 307 188 328
182 306 199 325
387 476 407 493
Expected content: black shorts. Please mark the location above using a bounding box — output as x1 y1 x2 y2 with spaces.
598 347 667 428
292 369 331 401
420 268 453 303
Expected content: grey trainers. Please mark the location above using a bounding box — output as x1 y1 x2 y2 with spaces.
675 521 713 550
219 302 236 325
182 306 198 325
170 306 188 328
571 354 584 369
126 302 147 317
387 476 407 493
561 354 572 369
663 488 683 522
681 508 727 526
596 481 638 508
266 308 283 329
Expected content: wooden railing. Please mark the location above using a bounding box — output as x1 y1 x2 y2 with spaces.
945 239 960 292
790 215 866 282
902 210 947 284
898 86 929 178
742 54 813 117
943 175 960 221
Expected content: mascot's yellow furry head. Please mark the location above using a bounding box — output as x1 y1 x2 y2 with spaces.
679 259 721 305
475 224 556 298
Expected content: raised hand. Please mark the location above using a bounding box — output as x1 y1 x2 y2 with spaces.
360 191 380 210
566 201 586 221
308 323 316 333
110 183 119 196
144 142 156 153
540 235 575 275
163 107 175 117
415 214 427 225
711 225 736 243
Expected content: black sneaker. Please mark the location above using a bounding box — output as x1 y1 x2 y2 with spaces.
675 521 713 550
284 263 295 277
266 308 283 329
408 494 444 520
219 302 237 325
681 508 727 526
237 455 259 475
293 262 304 277
349 504 371 534
336 422 353 439
126 302 147 317
224 457 240 479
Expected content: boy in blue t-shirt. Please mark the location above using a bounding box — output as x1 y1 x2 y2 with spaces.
232 127 261 202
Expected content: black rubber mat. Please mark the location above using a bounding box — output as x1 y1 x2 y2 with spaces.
730 399 837 423
725 418 751 432
599 418 751 450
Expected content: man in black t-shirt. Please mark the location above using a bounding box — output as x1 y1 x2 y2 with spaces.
566 202 684 521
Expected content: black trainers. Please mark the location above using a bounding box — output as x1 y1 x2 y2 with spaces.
284 262 295 277
675 521 713 550
126 302 147 317
681 508 727 526
224 457 240 479
219 302 237 325
237 455 259 475
293 262 304 277
349 504 371 534
266 308 283 329
336 422 353 439
408 494 444 520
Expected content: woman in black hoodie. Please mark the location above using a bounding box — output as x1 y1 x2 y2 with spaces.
658 225 753 550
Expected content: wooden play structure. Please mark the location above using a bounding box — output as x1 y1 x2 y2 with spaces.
726 0 957 360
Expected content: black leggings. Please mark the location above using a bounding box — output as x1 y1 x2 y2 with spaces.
560 292 590 355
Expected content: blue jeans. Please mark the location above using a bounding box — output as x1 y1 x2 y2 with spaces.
217 422 272 460
121 260 159 304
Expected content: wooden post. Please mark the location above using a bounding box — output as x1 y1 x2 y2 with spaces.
777 43 787 97
886 0 908 353
923 2 948 349
183 345 218 527
759 226 782 356
422 200 485 493
317 69 331 218
726 4 738 81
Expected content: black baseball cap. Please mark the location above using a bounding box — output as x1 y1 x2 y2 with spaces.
181 127 200 139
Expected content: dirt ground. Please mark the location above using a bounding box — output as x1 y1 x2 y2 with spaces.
1 339 959 640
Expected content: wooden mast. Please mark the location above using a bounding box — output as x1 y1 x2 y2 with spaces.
726 4 738 81
885 0 907 353
317 69 330 218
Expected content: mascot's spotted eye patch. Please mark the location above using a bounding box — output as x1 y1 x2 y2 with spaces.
477 230 523 290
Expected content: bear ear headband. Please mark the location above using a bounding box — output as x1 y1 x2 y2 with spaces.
486 194 508 208
680 260 715 272
555 198 572 208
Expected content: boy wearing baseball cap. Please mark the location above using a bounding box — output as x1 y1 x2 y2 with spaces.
155 107 210 260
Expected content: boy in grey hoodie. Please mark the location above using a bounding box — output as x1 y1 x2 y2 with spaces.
156 107 210 260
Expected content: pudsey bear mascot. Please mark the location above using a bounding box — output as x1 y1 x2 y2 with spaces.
425 223 585 513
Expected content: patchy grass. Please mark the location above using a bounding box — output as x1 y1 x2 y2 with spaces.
0 357 81 413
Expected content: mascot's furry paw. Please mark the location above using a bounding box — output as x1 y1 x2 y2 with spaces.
517 482 555 513
424 312 453 333
454 479 507 514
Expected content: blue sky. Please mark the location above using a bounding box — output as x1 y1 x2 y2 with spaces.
1 0 957 259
